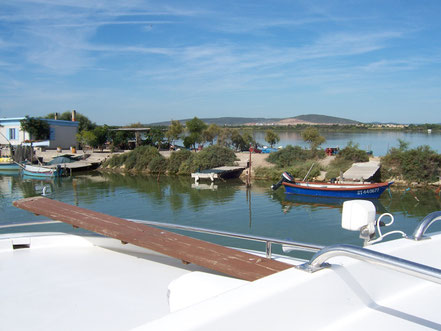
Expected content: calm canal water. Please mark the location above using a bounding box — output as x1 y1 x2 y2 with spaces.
2 172 441 258
253 130 441 156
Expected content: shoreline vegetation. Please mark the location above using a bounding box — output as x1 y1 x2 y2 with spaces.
98 141 441 188
23 113 440 188
98 118 441 187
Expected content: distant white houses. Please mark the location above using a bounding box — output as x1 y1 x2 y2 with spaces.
371 123 408 129
0 117 79 149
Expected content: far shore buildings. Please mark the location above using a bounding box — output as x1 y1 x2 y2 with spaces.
0 112 79 150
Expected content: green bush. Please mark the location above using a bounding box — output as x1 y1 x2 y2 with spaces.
102 146 164 172
336 142 369 162
253 167 284 180
192 145 237 171
325 158 353 180
254 161 322 181
103 153 128 168
168 149 193 174
178 158 195 175
381 144 441 183
380 140 408 179
294 161 322 180
124 152 138 169
133 153 152 171
149 156 169 173
323 142 369 180
267 145 312 167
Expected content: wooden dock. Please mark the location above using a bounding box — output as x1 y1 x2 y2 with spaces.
42 153 108 174
191 166 245 182
45 161 99 172
342 161 381 182
13 197 292 281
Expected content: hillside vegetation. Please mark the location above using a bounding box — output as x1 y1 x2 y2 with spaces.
102 145 237 175
148 114 357 126
295 114 359 124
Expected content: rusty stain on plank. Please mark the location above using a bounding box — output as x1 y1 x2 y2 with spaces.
13 197 292 281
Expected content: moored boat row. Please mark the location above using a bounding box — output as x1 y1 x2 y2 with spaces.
1 160 66 178
1 154 95 178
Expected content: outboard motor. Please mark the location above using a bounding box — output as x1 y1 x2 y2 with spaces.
271 172 294 190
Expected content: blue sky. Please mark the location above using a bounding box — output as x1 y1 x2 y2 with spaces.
0 1 440 125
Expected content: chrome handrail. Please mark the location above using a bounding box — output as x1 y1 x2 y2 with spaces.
0 219 324 258
412 211 441 241
0 220 61 229
298 244 441 285
130 219 324 258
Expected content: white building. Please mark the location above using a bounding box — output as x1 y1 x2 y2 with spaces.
0 117 79 149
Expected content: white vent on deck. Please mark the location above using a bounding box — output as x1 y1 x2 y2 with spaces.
12 237 31 250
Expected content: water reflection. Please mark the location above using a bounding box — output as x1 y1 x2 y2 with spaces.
253 130 441 156
66 172 245 214
0 173 63 199
2 172 441 253
387 188 441 218
279 194 389 214
271 185 441 218
2 172 440 222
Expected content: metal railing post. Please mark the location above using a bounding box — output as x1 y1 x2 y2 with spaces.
266 241 272 259
298 244 441 285
412 211 441 240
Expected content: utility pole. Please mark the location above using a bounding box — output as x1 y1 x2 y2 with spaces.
246 147 252 187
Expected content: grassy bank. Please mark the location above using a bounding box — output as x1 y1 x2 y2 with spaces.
102 145 237 175
101 142 441 186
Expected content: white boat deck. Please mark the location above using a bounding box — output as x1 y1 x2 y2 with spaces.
142 233 441 330
0 233 225 331
2 230 441 330
3 193 441 331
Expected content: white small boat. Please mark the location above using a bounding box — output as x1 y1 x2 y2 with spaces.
2 197 441 330
21 164 63 177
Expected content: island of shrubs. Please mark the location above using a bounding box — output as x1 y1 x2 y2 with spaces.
102 139 441 186
102 145 237 175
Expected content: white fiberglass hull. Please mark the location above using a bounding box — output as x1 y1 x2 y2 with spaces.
2 230 441 330
144 232 441 331
0 233 225 330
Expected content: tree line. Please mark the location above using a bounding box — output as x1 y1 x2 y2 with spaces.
19 113 328 152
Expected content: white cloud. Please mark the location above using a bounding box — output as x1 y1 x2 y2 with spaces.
0 0 199 73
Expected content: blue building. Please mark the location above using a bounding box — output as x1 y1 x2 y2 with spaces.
0 117 79 149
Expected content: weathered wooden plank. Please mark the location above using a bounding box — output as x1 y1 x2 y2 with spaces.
343 161 380 181
13 197 292 281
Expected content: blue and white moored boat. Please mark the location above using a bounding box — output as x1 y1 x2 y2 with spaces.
21 164 63 178
272 172 393 199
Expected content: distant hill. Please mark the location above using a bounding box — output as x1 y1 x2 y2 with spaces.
294 114 359 125
148 114 359 126
148 117 281 126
